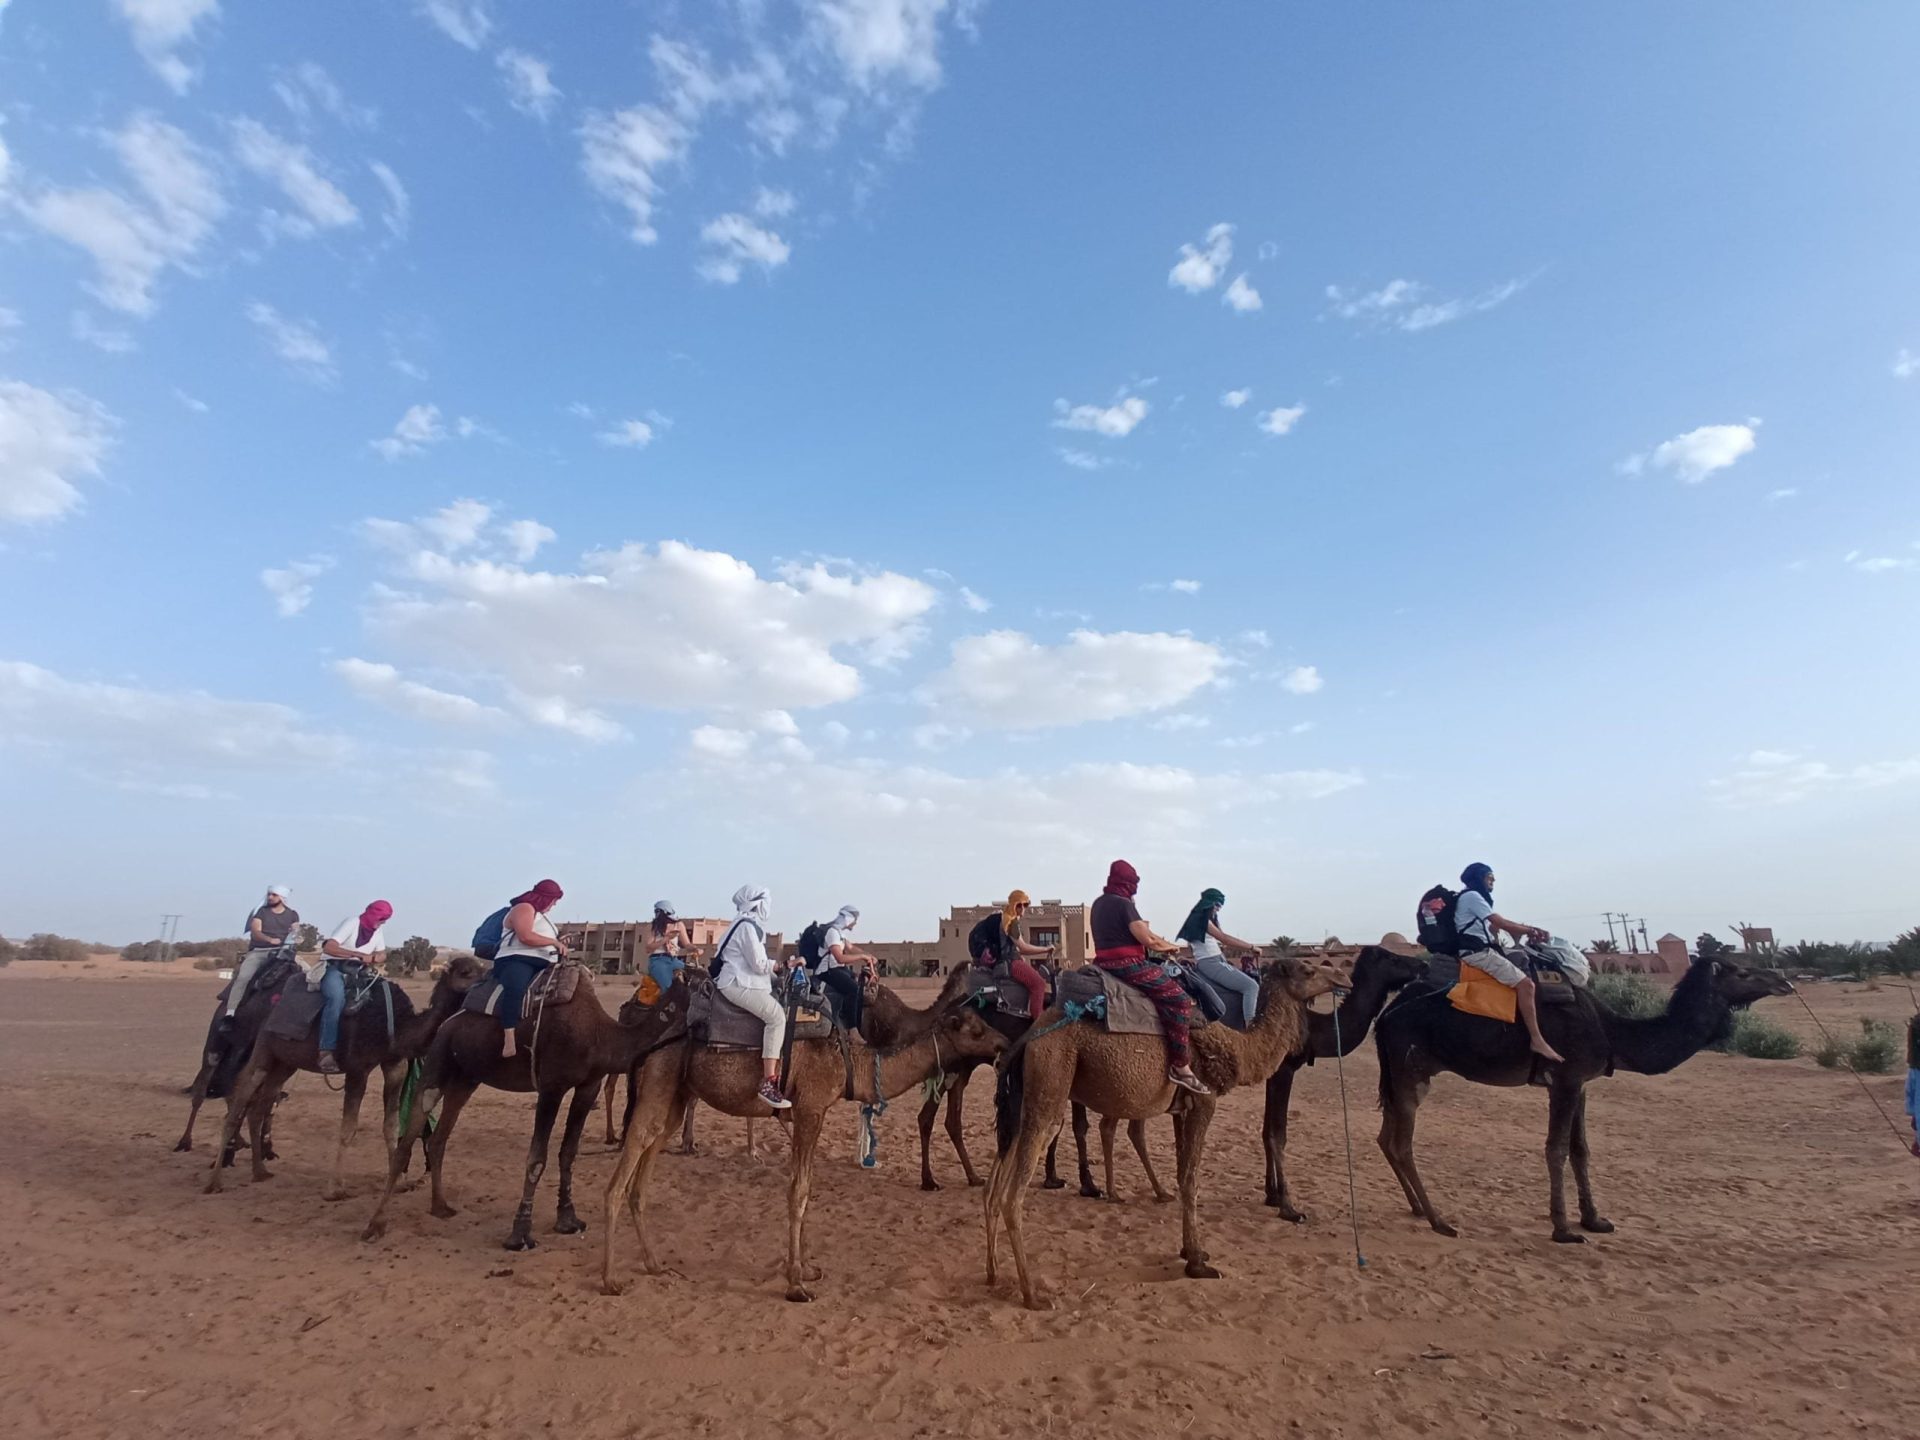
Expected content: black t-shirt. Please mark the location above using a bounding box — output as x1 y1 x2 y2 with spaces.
1090 894 1142 952
249 904 299 950
968 914 1012 964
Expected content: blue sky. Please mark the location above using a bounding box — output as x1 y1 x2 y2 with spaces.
2 2 1916 949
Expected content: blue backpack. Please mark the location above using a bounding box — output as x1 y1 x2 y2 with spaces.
471 906 510 961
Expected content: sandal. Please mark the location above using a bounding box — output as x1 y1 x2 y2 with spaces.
1168 1067 1212 1097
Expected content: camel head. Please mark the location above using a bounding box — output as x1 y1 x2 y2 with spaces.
1353 943 1429 990
934 998 1009 1062
1702 956 1795 1008
1261 953 1349 1004
433 951 489 995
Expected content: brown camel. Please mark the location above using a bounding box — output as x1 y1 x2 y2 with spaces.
361 965 689 1248
983 955 1343 1310
1261 943 1427 1219
1374 954 1793 1242
175 948 301 1160
600 970 1006 1301
205 955 486 1198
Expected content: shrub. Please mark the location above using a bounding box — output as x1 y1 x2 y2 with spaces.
20 933 91 963
1720 1011 1801 1060
395 935 437 975
1590 971 1666 1019
1813 1034 1846 1069
1848 1018 1900 1074
0 935 15 967
121 939 168 962
192 956 224 972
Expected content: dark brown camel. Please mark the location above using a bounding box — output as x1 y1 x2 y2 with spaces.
175 950 299 1160
1261 943 1427 1219
362 966 689 1248
601 970 1006 1300
1374 955 1794 1243
205 955 487 1198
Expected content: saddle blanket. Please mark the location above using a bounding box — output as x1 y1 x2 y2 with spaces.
688 980 832 1051
265 970 394 1041
1056 966 1166 1037
461 959 588 1020
964 966 1035 1020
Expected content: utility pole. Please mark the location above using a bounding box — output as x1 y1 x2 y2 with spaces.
1622 913 1639 955
1602 913 1620 949
1636 919 1650 954
159 913 181 964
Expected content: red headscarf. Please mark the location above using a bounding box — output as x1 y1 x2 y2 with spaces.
512 879 564 913
1104 860 1139 898
356 900 393 948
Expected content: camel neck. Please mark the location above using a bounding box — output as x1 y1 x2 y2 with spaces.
1599 974 1731 1075
849 1030 944 1105
1211 986 1307 1087
1309 968 1397 1059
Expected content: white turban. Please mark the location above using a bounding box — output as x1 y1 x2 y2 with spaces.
267 883 292 902
833 905 859 931
732 885 770 932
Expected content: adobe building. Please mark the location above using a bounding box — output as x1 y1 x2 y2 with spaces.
560 917 781 974
934 900 1094 973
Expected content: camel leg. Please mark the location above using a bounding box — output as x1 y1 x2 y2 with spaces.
917 1090 942 1190
1133 1119 1174 1203
673 1100 698 1155
785 1105 827 1302
504 1088 565 1250
1099 1115 1123 1202
206 1053 274 1193
1072 1102 1100 1197
600 1059 681 1295
601 1074 620 1146
378 1062 404 1161
425 1085 472 1218
1380 1077 1455 1236
1176 1101 1219 1278
362 1074 448 1241
1000 1118 1056 1310
628 1093 687 1273
1571 1092 1613 1234
244 1063 290 1183
1262 1064 1308 1221
322 1069 372 1201
1545 1081 1584 1244
552 1085 600 1235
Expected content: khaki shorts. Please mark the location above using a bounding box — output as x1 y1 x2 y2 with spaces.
1461 947 1526 987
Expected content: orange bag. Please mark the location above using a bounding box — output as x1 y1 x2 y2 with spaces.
1448 965 1518 1024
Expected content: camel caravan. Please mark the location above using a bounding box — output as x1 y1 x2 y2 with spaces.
180 863 1793 1308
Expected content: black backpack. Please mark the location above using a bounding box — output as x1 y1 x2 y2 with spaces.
1416 885 1462 957
795 920 829 969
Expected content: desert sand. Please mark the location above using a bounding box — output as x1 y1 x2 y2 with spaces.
1 957 1916 1440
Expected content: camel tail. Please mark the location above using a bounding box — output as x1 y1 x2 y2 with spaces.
993 1044 1026 1158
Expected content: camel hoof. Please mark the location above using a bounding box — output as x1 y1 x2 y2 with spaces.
360 1220 387 1243
1021 1293 1053 1312
322 1189 348 1203
503 1233 537 1252
429 1201 457 1220
1152 1192 1176 1206
252 1168 274 1183
203 1179 223 1195
1184 1261 1222 1280
1430 1219 1458 1238
601 1278 627 1298
174 1138 192 1153
1103 1194 1127 1206
966 1175 986 1189
1581 1216 1615 1234
1076 1182 1102 1199
260 1144 279 1162
1551 1229 1588 1245
785 1285 814 1303
1041 1176 1067 1190
920 1178 941 1192
553 1215 587 1236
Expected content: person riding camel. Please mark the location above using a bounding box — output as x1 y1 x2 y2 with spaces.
1455 862 1565 1064
1176 888 1262 1030
968 889 1054 1016
812 904 877 1032
222 883 299 1031
646 900 690 996
315 900 392 1075
494 879 568 1060
711 884 792 1110
1089 859 1210 1096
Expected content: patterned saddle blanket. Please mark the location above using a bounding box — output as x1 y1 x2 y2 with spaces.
1056 966 1167 1037
964 965 1040 1020
264 966 394 1042
687 971 833 1051
462 958 589 1019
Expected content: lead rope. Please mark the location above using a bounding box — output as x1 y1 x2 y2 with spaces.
1330 992 1368 1270
1762 960 1915 1155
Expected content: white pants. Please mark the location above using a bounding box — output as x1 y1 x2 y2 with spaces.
226 949 273 1015
718 983 786 1060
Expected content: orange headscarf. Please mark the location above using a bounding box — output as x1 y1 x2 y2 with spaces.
1002 889 1030 937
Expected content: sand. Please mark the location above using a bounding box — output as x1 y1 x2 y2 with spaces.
1 957 1916 1440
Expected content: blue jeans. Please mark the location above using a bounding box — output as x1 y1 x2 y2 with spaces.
647 953 684 996
1196 957 1259 1030
492 955 548 1030
317 962 347 1052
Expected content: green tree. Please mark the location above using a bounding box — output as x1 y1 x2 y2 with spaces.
395 935 437 975
0 935 16 967
1696 932 1734 961
22 933 91 963
1589 938 1619 955
121 939 166 962
1268 935 1298 956
296 922 321 953
1886 926 1920 980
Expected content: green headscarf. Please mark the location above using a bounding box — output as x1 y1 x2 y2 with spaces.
1177 888 1226 945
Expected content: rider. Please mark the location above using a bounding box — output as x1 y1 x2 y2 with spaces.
815 904 877 1032
223 883 299 1029
967 889 1054 1016
646 900 690 995
1089 860 1210 1096
316 900 392 1074
1455 862 1565 1064
712 884 792 1110
1176 888 1262 1030
494 879 568 1060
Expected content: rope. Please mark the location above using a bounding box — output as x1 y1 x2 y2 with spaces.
1023 994 1107 1046
1762 964 1915 1154
1329 991 1368 1270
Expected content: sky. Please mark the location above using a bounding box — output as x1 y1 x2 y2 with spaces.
1 2 1917 950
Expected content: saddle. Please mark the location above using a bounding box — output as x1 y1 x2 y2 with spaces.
1055 966 1169 1037
263 964 395 1044
963 964 1046 1020
220 949 297 1009
686 970 834 1052
1434 947 1580 1025
461 958 588 1020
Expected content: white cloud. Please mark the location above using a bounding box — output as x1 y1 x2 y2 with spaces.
1844 549 1916 575
923 629 1225 730
1055 447 1112 471
230 118 359 238
1222 273 1262 313
371 403 446 461
1766 487 1798 504
0 308 17 346
72 310 138 354
259 555 333 617
1238 629 1271 648
272 62 375 130
0 659 352 778
1710 748 1920 808
1053 394 1148 438
1169 222 1232 294
509 691 626 742
957 586 991 613
1257 403 1306 436
173 387 209 413
690 723 754 761
1280 665 1323 695
498 50 561 121
14 114 226 316
1220 388 1251 409
1621 421 1759 484
418 0 491 49
1326 276 1526 332
368 161 409 240
360 520 940 716
579 105 693 246
416 497 493 551
598 419 655 449
0 380 115 526
1145 578 1202 595
244 300 334 383
697 213 791 283
805 0 955 91
113 0 220 94
755 186 797 218
1149 713 1210 733
502 518 556 562
1893 348 1918 380
1289 720 1315 734
911 720 971 751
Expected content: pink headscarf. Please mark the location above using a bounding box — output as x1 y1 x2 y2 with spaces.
512 879 564 913
1104 860 1140 899
357 900 393 948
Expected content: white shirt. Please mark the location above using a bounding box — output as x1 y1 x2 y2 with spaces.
1188 933 1223 964
715 919 774 990
1455 890 1495 950
327 917 389 957
818 924 851 971
496 906 557 962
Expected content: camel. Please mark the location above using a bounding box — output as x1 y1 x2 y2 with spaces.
1373 954 1794 1243
175 950 300 1160
1261 943 1427 1219
361 965 689 1248
205 955 486 1198
600 969 1007 1301
983 955 1344 1310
